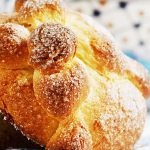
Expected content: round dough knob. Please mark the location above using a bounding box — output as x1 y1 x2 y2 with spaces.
28 23 77 74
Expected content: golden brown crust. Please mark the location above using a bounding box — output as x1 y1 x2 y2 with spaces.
16 0 64 30
15 0 28 12
0 23 30 69
28 23 77 74
19 0 60 15
15 0 150 98
72 13 150 98
0 69 58 145
125 56 150 98
46 117 93 150
33 59 89 119
80 69 146 150
0 0 149 149
90 34 150 98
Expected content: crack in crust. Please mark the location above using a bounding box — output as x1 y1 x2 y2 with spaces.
46 119 93 150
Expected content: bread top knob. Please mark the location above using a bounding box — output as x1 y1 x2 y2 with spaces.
28 23 77 74
29 23 89 119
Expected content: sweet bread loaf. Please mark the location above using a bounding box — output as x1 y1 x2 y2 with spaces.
0 0 150 149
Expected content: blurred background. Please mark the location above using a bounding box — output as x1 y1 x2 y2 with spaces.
0 0 150 149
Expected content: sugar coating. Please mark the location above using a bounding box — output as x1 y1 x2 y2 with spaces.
19 0 61 17
29 23 77 72
0 23 30 69
23 0 58 9
0 23 28 57
34 60 88 118
0 0 149 149
47 121 93 149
